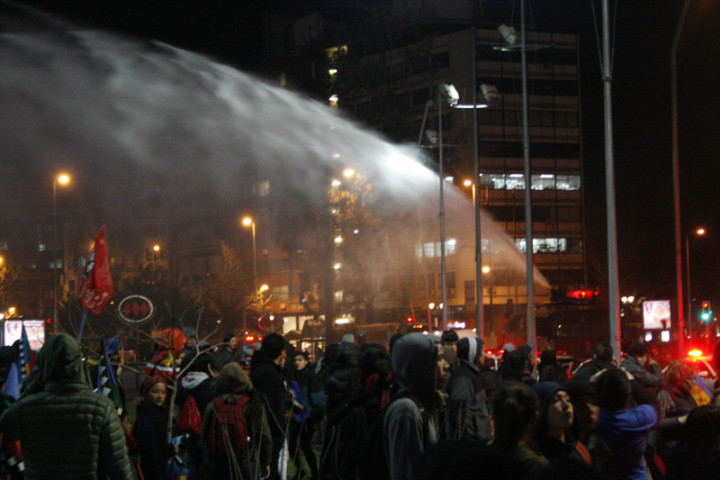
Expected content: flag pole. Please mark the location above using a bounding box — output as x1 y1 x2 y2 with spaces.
77 308 88 343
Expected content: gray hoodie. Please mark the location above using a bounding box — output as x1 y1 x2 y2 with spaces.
383 333 439 480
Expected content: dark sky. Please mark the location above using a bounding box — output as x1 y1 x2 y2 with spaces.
6 0 720 305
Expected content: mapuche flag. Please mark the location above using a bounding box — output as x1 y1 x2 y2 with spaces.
78 226 114 315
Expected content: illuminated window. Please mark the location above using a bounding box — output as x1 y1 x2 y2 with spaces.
515 237 574 254
481 173 580 191
416 238 457 258
271 285 289 302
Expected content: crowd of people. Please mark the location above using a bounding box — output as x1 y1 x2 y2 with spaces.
0 329 719 480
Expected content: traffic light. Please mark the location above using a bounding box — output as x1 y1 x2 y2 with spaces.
700 301 712 323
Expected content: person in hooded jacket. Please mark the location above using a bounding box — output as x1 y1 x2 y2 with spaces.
250 333 291 480
0 333 133 480
176 352 216 480
384 332 440 480
319 341 360 479
203 362 272 480
443 337 492 443
323 341 360 421
531 382 591 467
289 351 325 480
134 375 174 480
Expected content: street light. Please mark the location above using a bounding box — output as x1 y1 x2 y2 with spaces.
241 217 258 293
463 179 476 204
438 82 499 333
53 172 70 332
685 227 706 339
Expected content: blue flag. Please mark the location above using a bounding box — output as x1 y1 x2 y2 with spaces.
5 363 20 401
18 324 31 384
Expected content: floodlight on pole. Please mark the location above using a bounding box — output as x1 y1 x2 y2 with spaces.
438 85 448 330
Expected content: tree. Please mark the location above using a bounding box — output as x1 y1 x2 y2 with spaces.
205 243 252 330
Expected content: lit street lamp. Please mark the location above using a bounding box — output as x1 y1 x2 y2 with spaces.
463 179 476 204
686 227 706 339
242 217 258 293
53 173 70 332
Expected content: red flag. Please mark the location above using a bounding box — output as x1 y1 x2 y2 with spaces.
78 226 114 315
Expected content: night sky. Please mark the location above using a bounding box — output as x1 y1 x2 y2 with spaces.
4 0 720 306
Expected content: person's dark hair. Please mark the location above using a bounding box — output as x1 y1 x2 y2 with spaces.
223 333 236 344
187 352 213 373
389 333 404 355
627 342 648 358
441 329 459 344
358 343 391 379
595 368 632 411
294 350 309 361
260 333 285 360
685 405 720 444
491 381 540 450
595 342 614 363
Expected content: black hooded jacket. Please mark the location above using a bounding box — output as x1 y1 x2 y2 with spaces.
0 333 133 480
250 350 289 437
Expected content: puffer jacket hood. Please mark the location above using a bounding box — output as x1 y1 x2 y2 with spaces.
37 333 86 385
392 332 438 405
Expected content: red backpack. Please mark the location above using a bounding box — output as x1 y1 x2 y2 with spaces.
207 395 250 462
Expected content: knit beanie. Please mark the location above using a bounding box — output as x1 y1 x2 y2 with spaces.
457 337 484 364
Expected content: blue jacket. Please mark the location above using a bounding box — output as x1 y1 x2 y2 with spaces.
595 405 658 480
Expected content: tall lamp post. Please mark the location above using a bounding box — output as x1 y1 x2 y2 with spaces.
437 83 497 332
671 0 693 358
242 216 258 293
495 11 551 362
52 173 70 333
242 216 258 333
685 227 705 340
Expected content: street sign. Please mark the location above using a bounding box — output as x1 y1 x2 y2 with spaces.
118 295 154 325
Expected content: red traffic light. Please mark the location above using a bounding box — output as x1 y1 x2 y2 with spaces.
702 301 711 309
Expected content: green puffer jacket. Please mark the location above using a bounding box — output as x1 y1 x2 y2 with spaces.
0 333 133 480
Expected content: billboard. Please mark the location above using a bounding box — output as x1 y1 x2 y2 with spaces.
643 300 672 330
4 320 46 350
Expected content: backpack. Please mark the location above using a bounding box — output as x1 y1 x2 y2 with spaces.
177 394 202 435
207 395 250 463
321 400 372 480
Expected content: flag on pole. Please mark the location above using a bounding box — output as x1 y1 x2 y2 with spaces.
95 348 124 415
18 324 31 384
5 363 20 401
78 226 114 315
